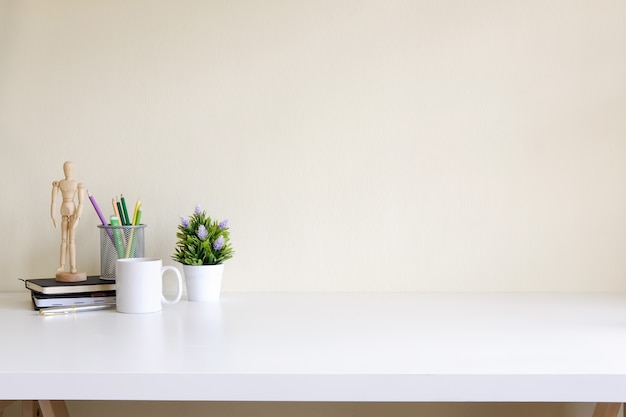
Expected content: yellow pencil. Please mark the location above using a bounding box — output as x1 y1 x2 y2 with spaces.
131 198 141 225
125 202 142 258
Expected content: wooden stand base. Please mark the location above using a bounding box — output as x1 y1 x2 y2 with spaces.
55 271 87 282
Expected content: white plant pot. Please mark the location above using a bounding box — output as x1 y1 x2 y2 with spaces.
183 264 224 302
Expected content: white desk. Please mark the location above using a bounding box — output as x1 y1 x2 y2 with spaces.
2 292 626 405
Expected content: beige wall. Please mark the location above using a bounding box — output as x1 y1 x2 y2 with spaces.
1 1 625 416
1 0 625 293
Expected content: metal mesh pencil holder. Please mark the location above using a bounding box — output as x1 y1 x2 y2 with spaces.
98 224 146 280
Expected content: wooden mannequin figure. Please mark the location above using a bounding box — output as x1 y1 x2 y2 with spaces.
51 161 87 282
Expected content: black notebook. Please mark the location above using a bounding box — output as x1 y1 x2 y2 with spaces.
31 290 116 309
23 276 116 295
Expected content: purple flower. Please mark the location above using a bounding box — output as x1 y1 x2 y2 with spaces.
213 235 225 250
218 219 230 229
194 203 202 215
197 225 208 240
180 216 189 228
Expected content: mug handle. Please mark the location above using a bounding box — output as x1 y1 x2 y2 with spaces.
161 266 183 304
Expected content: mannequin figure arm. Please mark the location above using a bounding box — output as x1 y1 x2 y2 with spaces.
72 183 85 229
50 181 59 229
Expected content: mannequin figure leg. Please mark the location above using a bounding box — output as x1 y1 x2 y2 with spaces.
58 217 68 272
68 216 77 273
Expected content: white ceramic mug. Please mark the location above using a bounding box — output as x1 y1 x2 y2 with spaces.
115 258 183 313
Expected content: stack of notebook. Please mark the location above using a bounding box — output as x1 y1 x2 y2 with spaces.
22 276 116 311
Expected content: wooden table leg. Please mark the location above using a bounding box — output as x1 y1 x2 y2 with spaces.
21 400 35 417
37 401 69 417
0 401 16 417
592 403 622 417
0 401 69 417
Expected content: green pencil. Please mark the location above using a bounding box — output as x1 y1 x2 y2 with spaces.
120 194 130 226
109 215 125 258
116 200 126 226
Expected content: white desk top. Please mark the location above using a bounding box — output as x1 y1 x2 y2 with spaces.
2 292 626 402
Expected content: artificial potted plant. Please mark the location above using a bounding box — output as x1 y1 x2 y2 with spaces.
173 204 233 301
